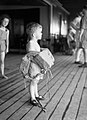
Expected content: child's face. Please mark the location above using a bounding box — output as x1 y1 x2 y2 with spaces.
34 27 42 40
2 18 9 27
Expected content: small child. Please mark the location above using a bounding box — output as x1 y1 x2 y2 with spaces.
26 22 44 106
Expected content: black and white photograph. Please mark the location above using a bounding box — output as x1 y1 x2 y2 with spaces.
0 0 87 120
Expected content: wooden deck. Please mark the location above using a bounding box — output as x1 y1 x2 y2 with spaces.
0 53 87 120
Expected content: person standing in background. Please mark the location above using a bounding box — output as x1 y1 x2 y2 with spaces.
0 15 10 79
73 12 84 64
79 5 87 67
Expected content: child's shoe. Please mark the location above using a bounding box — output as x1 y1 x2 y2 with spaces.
30 99 39 106
36 95 45 100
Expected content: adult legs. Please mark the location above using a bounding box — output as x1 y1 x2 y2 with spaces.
74 48 83 63
83 49 87 64
79 48 87 67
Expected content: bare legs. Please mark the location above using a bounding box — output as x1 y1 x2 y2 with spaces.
30 78 39 100
0 52 8 79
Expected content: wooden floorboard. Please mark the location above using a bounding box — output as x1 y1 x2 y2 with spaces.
0 53 87 120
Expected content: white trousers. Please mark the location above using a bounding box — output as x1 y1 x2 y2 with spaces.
75 48 83 62
83 48 87 63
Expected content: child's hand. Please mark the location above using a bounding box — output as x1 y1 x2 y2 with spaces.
6 48 9 53
41 69 46 74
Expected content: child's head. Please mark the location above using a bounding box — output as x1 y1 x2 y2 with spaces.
26 22 42 40
0 14 10 27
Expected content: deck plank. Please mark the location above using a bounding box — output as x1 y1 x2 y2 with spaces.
49 68 83 120
7 57 73 120
35 66 79 120
77 89 87 120
63 68 87 120
0 55 71 120
0 54 87 120
21 64 75 120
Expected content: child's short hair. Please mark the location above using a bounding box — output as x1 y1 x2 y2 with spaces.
0 14 11 25
26 22 42 39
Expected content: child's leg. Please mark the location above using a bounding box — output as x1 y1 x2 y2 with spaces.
34 82 39 97
34 76 40 98
30 80 36 100
34 75 45 100
29 78 40 106
30 76 40 100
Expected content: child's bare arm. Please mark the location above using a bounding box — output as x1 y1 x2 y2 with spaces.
28 51 39 56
